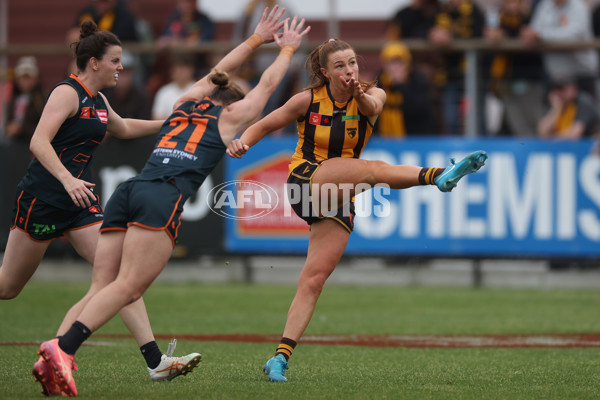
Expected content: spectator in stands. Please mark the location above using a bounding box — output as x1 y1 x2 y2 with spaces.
589 2 600 106
375 42 435 136
128 0 154 44
66 0 141 44
386 0 442 132
4 56 45 143
156 0 215 75
521 0 598 98
483 0 544 136
386 0 440 40
593 2 600 36
157 0 215 47
123 0 156 87
151 54 196 120
103 50 152 120
428 0 486 135
537 76 600 139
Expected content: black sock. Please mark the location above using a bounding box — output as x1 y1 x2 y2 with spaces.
140 341 163 369
275 337 297 361
58 321 92 355
418 167 443 185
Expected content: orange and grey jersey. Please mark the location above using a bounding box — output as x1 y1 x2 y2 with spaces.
18 74 108 211
137 97 226 200
289 84 373 173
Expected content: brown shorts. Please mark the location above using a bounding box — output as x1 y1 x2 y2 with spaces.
286 160 355 233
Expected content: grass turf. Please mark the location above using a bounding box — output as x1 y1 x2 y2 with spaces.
1 282 599 399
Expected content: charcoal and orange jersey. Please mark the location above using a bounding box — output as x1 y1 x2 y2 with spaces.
18 74 108 211
137 97 226 200
289 84 373 174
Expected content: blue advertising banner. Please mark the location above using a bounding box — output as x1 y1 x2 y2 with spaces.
223 137 600 257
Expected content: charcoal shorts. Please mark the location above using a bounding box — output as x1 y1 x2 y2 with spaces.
100 179 184 246
10 189 103 241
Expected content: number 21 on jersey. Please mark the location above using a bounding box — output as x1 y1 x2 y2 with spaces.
157 116 208 154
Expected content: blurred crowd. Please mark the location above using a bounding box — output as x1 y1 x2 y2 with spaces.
3 0 600 143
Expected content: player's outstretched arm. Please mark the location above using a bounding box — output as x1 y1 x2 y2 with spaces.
223 16 311 154
174 5 286 108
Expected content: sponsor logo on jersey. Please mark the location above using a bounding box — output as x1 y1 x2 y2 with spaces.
309 112 332 127
96 110 108 123
80 107 92 119
195 102 210 111
80 107 108 124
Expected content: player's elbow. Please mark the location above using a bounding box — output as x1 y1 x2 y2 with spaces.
29 135 43 157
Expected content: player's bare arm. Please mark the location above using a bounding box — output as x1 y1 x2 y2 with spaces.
29 85 96 208
227 90 311 158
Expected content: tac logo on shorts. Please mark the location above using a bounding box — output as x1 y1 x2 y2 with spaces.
33 223 56 235
309 112 332 127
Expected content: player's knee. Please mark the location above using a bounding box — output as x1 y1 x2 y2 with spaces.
366 160 389 181
126 294 142 305
0 284 22 300
116 279 146 304
302 273 328 297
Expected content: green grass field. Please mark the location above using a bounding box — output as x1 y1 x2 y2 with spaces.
1 281 599 399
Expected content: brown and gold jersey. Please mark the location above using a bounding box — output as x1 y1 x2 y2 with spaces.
289 84 373 173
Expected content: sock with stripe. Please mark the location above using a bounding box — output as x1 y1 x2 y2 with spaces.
140 341 163 369
58 321 92 355
275 337 297 361
418 167 443 185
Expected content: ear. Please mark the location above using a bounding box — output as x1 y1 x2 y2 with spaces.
90 57 99 71
320 67 329 81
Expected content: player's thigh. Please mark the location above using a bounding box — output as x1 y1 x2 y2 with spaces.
64 224 101 265
312 157 380 188
89 230 126 289
117 226 173 294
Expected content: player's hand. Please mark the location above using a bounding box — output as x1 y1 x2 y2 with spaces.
274 15 311 51
340 76 364 99
63 176 97 207
227 139 250 159
253 5 286 44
